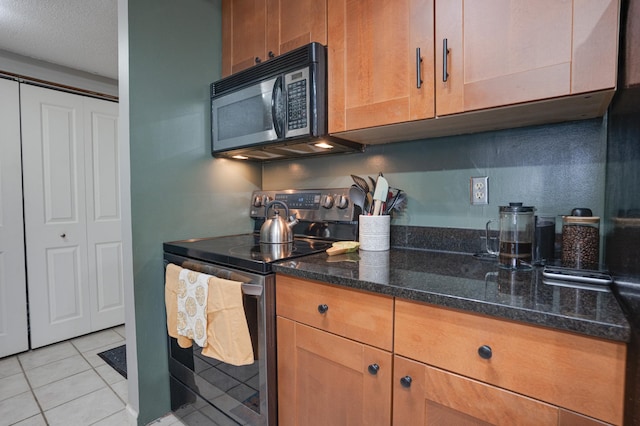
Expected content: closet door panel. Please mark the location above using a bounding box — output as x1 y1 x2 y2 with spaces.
84 98 124 329
0 78 28 357
21 84 91 348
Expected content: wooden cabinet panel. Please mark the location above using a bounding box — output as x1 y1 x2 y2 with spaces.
276 274 393 351
436 0 572 116
435 0 619 116
393 355 559 425
572 0 620 94
266 0 327 57
394 300 626 425
222 0 327 77
277 317 392 426
328 0 434 133
222 0 267 76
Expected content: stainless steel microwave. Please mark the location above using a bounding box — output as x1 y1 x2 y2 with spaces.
210 42 363 161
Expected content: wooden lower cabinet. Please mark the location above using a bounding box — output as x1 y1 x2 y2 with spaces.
394 300 626 425
393 355 559 425
393 356 610 426
276 317 392 426
274 275 625 425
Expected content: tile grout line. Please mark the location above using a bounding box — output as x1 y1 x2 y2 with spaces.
9 329 127 426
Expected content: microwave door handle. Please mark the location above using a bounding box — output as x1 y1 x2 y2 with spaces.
271 76 284 139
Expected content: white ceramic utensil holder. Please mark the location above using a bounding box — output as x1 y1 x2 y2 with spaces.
359 214 390 251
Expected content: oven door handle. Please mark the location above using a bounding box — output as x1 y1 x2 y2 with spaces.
241 283 263 296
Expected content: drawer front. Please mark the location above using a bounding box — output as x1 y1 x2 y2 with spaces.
394 300 626 425
276 274 393 351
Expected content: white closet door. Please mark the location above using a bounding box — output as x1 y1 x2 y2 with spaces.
22 85 92 348
0 79 29 357
84 97 124 330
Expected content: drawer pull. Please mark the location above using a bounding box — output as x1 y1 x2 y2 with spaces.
317 304 329 314
478 345 493 359
400 375 412 388
368 363 380 375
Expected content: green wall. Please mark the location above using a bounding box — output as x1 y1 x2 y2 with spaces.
128 0 260 423
264 118 607 230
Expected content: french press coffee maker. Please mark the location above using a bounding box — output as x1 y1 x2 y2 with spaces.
486 203 535 269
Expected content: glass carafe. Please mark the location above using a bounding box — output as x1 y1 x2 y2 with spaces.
486 203 535 269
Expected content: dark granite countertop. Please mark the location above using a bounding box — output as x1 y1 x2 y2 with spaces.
272 248 631 342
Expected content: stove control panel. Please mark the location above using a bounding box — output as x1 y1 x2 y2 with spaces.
250 188 355 222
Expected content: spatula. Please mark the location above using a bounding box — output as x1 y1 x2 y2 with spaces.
372 176 388 215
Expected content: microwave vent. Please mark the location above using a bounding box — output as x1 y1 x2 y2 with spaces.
212 42 325 96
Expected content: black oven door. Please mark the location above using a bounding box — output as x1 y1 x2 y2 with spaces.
164 253 276 426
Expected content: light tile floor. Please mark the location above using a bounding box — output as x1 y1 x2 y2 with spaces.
0 326 187 426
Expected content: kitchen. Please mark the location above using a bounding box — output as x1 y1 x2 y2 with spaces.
1 0 638 424
131 0 640 425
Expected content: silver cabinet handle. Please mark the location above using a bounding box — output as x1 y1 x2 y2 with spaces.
443 38 450 82
416 47 423 88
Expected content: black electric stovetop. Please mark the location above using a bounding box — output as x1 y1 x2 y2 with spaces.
163 233 331 274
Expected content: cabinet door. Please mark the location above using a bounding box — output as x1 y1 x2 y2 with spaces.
393 355 559 425
328 0 434 133
222 0 267 76
277 317 392 426
0 79 29 357
21 85 92 348
266 0 327 57
83 98 124 330
436 0 619 116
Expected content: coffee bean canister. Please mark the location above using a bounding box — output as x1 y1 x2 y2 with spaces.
561 209 600 269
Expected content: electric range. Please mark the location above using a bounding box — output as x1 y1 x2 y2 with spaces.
163 188 357 425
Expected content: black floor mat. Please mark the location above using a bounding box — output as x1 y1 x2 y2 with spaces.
97 344 127 379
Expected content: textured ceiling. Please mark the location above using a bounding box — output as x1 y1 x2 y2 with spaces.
0 0 118 80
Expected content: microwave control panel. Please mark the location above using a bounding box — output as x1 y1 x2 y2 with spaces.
284 68 310 137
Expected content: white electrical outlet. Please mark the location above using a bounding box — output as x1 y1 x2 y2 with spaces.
470 176 489 205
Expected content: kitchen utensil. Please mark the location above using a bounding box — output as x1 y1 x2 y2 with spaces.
485 203 535 269
384 189 404 214
349 185 366 217
350 174 369 194
368 176 377 193
365 192 373 214
260 200 298 244
372 176 389 215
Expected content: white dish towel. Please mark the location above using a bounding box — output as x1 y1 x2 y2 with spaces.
176 268 209 347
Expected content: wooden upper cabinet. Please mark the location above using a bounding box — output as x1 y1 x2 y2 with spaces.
328 0 435 133
222 0 327 77
222 0 267 77
435 0 619 116
266 0 327 58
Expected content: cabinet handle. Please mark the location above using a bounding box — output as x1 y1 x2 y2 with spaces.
415 47 423 88
255 57 262 64
443 38 450 82
478 345 492 359
400 375 412 388
268 51 275 59
317 304 329 314
368 364 380 375
60 233 66 238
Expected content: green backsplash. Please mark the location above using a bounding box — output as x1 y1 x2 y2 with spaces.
264 117 607 229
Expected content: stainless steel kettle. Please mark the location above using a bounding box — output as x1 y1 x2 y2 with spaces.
259 200 298 244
